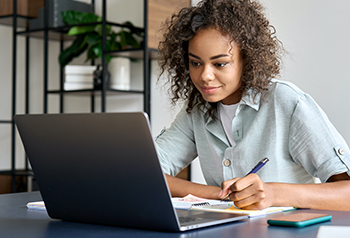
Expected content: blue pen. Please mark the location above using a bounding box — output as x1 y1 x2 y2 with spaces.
221 157 269 201
247 157 269 174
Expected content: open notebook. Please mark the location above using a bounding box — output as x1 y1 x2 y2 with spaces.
172 194 295 218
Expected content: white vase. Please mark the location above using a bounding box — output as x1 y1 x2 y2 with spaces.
108 57 131 90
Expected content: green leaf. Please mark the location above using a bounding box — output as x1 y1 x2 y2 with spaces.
86 43 99 60
59 34 88 68
106 38 120 51
85 32 101 46
123 21 134 27
96 24 111 37
67 25 96 35
119 31 126 48
62 10 100 25
119 31 140 49
60 10 143 66
105 55 113 64
107 33 121 51
122 21 144 37
92 43 103 59
88 45 112 63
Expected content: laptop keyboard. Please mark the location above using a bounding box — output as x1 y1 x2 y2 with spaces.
176 210 208 226
178 216 202 223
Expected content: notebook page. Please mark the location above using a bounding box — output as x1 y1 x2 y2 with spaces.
190 204 295 217
171 194 234 210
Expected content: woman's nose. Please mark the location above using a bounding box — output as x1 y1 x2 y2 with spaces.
200 65 215 82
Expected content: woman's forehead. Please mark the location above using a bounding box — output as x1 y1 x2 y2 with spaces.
188 28 239 55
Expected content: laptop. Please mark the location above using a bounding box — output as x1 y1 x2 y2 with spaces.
14 112 248 232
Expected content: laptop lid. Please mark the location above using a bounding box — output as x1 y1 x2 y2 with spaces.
14 112 248 231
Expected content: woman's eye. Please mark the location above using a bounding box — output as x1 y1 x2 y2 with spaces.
190 61 201 67
215 62 228 68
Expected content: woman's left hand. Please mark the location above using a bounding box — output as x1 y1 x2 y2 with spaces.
219 174 275 210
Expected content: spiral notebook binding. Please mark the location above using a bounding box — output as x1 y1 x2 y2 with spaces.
192 199 232 207
191 202 211 207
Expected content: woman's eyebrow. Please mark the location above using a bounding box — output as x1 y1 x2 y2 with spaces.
188 53 201 59
188 53 230 60
210 54 230 60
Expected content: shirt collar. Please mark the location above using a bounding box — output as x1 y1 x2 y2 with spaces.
204 89 261 125
239 89 261 112
203 89 262 146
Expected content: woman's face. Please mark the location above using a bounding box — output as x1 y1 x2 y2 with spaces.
188 27 244 105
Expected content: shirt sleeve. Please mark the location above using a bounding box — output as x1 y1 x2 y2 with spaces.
154 105 198 176
289 94 350 182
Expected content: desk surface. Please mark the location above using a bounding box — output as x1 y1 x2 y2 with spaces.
1 192 349 238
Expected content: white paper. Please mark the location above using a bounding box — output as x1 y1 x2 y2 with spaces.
26 201 46 211
317 226 350 238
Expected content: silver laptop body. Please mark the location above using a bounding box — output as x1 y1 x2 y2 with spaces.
14 112 248 232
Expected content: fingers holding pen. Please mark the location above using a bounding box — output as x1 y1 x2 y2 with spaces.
231 174 268 209
219 174 259 200
220 174 274 210
219 177 241 199
219 158 271 209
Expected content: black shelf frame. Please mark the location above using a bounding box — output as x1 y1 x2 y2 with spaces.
0 0 34 192
1 0 155 192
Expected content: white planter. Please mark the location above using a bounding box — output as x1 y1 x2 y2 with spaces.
108 57 131 90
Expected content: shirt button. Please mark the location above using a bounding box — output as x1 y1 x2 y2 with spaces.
338 148 345 155
224 159 231 167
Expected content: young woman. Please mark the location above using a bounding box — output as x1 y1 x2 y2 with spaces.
155 0 350 211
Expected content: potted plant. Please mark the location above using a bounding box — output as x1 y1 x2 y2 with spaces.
59 10 144 68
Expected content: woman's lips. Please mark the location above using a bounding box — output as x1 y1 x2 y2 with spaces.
201 86 220 94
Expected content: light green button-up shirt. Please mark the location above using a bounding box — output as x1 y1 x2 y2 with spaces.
155 80 350 186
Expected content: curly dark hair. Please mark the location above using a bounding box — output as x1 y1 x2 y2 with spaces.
158 0 283 117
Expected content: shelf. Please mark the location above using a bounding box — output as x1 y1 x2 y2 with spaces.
16 23 73 41
47 88 144 96
17 28 74 41
108 48 159 60
15 21 145 41
0 170 34 177
22 20 144 34
0 15 32 28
